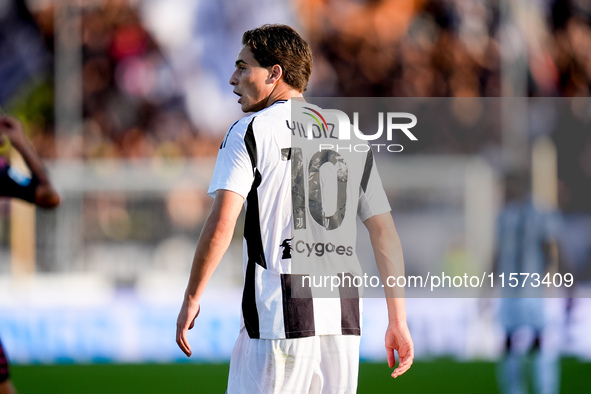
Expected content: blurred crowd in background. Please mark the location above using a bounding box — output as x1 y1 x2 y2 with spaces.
0 0 589 159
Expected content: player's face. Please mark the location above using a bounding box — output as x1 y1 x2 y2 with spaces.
229 46 274 113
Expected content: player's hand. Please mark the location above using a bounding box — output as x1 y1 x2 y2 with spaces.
385 320 414 378
0 116 9 146
176 298 200 357
0 116 27 149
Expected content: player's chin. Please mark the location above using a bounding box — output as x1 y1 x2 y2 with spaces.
237 98 247 111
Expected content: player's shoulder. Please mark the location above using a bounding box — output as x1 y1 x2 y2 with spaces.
228 101 289 134
251 100 290 128
219 111 258 150
229 113 256 136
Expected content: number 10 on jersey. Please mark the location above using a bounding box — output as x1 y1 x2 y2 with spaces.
284 147 348 231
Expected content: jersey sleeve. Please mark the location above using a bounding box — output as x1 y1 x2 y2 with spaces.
207 121 255 199
357 150 391 221
0 160 38 203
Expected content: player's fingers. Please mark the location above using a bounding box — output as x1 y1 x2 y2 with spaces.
176 327 192 357
391 350 414 378
388 341 414 378
386 347 396 368
175 317 192 355
391 359 412 378
181 338 192 357
398 352 413 368
398 347 414 368
392 357 411 376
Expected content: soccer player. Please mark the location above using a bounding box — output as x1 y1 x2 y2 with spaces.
494 170 562 394
0 115 61 394
176 24 413 393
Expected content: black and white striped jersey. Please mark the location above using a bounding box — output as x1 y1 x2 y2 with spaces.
208 100 390 339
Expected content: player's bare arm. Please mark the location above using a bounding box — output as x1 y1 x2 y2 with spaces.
0 115 60 208
364 212 414 378
176 189 244 357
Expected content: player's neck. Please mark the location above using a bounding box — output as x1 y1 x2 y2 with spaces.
265 83 303 108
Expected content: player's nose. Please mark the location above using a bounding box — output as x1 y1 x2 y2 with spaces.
229 70 238 86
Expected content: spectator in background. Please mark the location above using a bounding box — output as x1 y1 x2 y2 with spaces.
494 170 563 394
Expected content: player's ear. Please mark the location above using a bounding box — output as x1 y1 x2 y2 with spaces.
268 64 283 84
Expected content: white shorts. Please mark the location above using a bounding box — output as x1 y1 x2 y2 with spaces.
226 329 360 394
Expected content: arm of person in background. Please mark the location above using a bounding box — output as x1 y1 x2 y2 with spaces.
364 212 414 378
176 189 244 357
0 115 60 208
